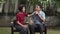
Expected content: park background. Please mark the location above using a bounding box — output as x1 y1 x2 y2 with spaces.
0 0 60 34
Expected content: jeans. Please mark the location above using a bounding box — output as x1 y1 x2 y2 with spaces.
15 24 28 34
29 23 46 34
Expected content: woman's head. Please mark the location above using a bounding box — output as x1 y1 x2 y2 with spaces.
18 4 26 12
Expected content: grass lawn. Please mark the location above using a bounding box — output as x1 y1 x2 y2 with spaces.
0 27 60 34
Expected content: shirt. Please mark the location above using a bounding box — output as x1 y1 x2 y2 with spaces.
16 12 27 25
32 11 45 24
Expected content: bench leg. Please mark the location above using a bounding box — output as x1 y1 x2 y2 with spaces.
44 26 47 34
11 26 14 34
11 31 14 34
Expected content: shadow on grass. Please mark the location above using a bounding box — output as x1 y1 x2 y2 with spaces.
48 26 60 31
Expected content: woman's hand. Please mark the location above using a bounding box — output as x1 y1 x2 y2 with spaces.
29 18 34 25
22 25 28 29
28 14 31 17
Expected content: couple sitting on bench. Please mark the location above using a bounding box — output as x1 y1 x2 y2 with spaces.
15 4 46 34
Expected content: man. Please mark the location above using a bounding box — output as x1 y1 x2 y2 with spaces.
29 4 46 34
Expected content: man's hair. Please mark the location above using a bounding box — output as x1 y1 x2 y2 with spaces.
35 4 43 9
18 4 25 12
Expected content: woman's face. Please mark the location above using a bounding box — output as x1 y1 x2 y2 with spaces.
22 7 26 12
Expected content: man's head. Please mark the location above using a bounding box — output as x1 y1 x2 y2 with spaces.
35 4 42 12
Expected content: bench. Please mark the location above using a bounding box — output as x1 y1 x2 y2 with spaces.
11 20 47 34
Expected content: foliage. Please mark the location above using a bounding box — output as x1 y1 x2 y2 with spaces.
18 0 27 4
18 0 60 16
26 0 41 5
55 0 60 1
56 12 60 17
0 0 2 2
56 1 60 8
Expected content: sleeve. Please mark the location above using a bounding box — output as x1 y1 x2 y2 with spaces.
25 13 28 16
39 12 45 19
24 12 28 16
41 12 45 19
31 12 35 15
16 14 19 21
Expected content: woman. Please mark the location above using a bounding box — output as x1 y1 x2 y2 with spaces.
15 4 28 34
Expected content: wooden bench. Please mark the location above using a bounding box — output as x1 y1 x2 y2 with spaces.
11 20 47 34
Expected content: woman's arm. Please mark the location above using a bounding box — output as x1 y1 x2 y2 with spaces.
27 12 35 17
16 21 25 27
29 17 34 25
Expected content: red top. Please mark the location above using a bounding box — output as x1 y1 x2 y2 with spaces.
16 12 27 25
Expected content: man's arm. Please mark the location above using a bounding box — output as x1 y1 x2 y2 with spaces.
36 14 45 22
36 12 45 23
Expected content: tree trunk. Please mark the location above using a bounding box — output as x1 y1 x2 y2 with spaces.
14 0 18 13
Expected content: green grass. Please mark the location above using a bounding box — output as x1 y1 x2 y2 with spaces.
0 27 60 34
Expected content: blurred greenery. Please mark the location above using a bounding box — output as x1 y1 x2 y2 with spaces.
0 0 6 2
56 12 60 17
0 0 2 2
56 1 60 8
55 0 60 1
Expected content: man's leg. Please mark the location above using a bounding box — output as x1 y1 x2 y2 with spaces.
43 23 47 34
29 25 35 34
37 24 43 34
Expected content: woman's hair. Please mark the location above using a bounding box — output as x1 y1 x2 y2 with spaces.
18 4 25 12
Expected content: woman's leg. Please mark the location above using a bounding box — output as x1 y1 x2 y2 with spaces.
15 25 28 34
20 28 28 34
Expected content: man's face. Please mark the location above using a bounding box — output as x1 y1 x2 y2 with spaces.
35 5 41 11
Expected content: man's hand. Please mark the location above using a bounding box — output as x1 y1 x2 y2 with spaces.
35 12 45 22
35 11 39 14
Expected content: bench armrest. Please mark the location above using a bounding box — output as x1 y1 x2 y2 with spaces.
11 22 14 27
